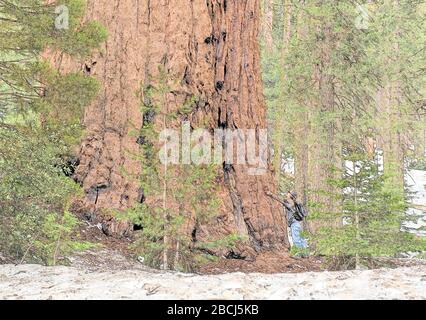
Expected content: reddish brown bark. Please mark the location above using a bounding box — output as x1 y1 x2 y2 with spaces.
48 0 288 257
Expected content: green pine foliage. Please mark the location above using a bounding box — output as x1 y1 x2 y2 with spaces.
1 0 107 145
409 158 426 171
0 0 106 263
0 128 97 264
314 147 426 261
124 67 242 272
0 0 107 56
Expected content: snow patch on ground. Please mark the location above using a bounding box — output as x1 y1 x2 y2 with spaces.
404 170 426 237
0 264 425 300
407 170 426 207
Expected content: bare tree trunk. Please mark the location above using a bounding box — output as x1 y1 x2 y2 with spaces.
292 3 310 206
174 241 180 270
378 85 405 193
305 17 342 234
261 0 274 52
272 0 293 183
353 164 361 270
377 0 405 195
162 112 169 270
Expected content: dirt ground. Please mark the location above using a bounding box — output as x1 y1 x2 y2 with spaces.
199 252 323 274
70 217 426 274
70 217 324 274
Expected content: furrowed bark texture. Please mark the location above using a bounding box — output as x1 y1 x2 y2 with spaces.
48 0 288 256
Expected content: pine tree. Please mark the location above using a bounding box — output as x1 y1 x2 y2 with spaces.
123 67 242 272
0 0 106 263
314 144 426 268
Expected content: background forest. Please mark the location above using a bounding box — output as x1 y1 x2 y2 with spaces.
260 0 426 265
0 0 425 271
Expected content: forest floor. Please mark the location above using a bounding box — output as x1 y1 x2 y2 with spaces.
71 216 425 274
72 215 325 274
0 252 425 299
1 236 426 299
1 218 425 300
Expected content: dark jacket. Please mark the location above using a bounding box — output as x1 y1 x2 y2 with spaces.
283 201 297 226
267 193 301 226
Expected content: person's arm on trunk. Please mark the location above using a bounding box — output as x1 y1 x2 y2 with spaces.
265 191 286 206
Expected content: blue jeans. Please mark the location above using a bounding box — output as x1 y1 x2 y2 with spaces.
290 221 308 249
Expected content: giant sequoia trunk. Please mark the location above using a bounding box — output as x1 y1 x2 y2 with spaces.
48 0 288 257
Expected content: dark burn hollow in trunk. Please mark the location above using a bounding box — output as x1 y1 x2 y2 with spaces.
47 0 288 258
